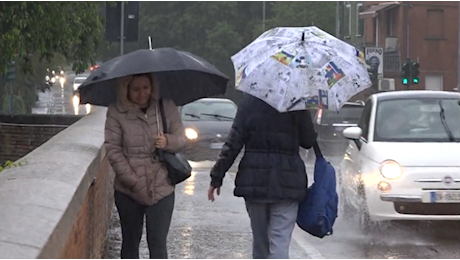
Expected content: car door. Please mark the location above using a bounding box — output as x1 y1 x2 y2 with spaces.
344 100 373 197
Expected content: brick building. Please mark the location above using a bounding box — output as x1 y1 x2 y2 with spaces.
360 1 459 91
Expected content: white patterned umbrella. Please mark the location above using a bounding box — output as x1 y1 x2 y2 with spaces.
231 26 371 112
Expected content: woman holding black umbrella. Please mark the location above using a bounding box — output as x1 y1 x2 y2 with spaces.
77 47 229 258
104 72 185 259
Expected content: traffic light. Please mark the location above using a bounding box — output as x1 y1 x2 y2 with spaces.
5 61 16 82
411 62 420 84
401 62 410 85
105 2 139 42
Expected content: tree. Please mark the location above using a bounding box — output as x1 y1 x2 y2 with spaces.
267 2 336 34
0 2 104 75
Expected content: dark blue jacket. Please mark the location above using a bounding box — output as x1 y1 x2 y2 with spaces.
210 94 317 202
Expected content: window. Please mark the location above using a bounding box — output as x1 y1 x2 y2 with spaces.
358 100 373 140
356 3 364 37
181 100 237 122
425 74 443 91
344 4 351 38
386 10 393 36
426 10 444 39
374 98 460 142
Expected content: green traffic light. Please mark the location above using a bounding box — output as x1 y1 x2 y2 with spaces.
402 78 408 85
413 78 419 84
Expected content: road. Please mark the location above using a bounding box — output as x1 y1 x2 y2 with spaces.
104 149 460 259
32 72 91 116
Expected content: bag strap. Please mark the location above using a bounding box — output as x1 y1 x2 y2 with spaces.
312 142 323 158
292 111 323 158
159 99 169 134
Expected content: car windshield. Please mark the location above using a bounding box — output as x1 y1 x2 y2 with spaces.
374 98 460 142
181 100 237 121
319 105 363 124
74 78 86 84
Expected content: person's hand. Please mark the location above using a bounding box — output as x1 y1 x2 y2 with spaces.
154 134 168 149
208 185 221 202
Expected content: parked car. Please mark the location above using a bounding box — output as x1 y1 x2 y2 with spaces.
180 98 237 161
302 101 365 162
339 90 460 233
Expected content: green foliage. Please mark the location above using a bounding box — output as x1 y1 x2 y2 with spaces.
267 2 336 34
0 2 104 75
1 82 26 114
0 159 28 173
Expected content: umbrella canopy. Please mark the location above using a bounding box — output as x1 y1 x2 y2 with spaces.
78 48 229 107
231 26 372 112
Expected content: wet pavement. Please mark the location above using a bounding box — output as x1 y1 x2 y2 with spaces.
104 159 311 259
102 138 460 258
32 72 90 116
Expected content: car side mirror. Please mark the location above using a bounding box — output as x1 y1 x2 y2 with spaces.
342 126 362 140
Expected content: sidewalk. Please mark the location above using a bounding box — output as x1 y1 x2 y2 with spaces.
104 162 312 258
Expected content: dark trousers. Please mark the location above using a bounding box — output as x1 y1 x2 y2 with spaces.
114 191 175 259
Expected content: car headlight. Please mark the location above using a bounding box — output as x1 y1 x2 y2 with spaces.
185 128 198 140
379 160 402 180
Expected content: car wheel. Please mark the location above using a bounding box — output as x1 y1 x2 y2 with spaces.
357 185 374 234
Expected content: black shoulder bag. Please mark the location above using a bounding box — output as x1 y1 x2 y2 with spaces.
157 99 192 185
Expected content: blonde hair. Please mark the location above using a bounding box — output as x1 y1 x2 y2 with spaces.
116 73 160 110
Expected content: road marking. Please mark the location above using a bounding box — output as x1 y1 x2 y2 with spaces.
291 226 325 259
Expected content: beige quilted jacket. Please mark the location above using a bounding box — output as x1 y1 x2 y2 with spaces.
104 75 185 205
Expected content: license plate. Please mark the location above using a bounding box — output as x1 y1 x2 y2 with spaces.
209 142 224 149
422 191 460 203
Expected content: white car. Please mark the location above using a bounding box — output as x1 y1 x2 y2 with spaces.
73 76 87 91
339 90 460 232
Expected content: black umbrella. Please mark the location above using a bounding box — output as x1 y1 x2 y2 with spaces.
78 48 229 106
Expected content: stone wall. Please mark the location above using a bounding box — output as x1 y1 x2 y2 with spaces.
0 107 113 259
0 114 82 164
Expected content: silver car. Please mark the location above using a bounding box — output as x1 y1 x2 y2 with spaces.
180 98 237 161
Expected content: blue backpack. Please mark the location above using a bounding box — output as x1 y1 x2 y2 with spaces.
296 143 339 239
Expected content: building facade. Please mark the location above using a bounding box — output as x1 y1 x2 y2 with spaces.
360 1 459 91
338 1 366 49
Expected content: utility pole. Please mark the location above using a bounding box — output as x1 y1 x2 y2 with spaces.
262 1 266 32
335 1 341 38
120 2 125 55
